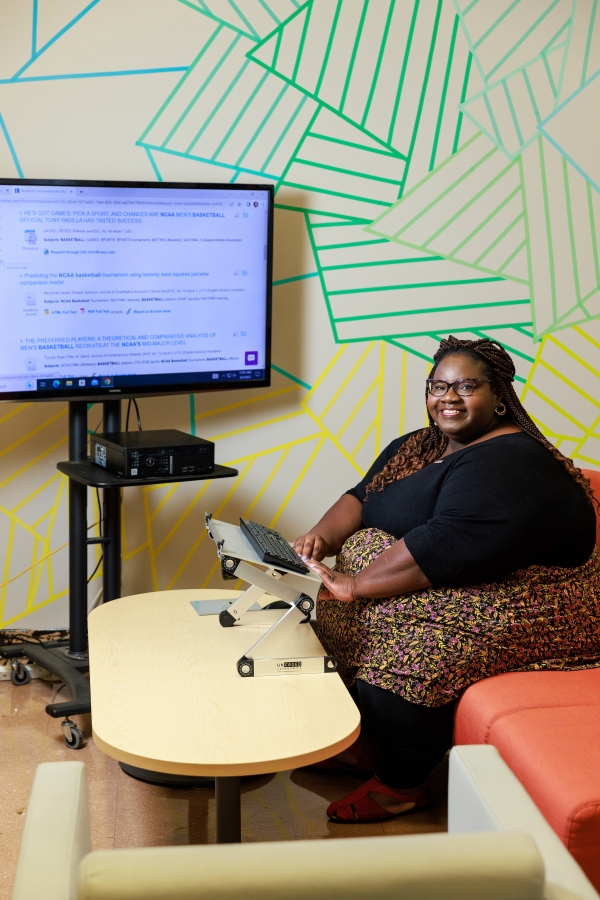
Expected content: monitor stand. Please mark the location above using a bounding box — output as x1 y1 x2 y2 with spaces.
0 401 119 747
0 399 237 749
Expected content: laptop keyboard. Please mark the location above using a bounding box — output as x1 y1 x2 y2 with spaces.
239 518 309 574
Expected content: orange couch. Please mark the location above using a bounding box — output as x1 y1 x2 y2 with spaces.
454 468 600 890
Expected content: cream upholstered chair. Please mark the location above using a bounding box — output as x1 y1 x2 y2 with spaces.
10 746 598 900
450 746 599 900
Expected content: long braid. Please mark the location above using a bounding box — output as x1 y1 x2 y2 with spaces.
366 335 595 506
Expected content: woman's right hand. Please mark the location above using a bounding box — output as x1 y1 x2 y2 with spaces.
292 495 363 562
292 532 331 561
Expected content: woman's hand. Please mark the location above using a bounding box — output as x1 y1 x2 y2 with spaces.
302 558 357 602
292 532 331 561
292 495 364 562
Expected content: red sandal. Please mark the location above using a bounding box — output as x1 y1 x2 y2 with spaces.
326 776 431 823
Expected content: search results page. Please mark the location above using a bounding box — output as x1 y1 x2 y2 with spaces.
0 184 270 395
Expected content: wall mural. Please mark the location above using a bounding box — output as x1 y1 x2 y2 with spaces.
0 0 599 628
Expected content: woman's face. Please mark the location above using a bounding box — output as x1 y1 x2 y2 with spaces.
426 352 503 445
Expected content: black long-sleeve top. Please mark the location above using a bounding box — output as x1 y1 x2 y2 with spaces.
347 432 596 587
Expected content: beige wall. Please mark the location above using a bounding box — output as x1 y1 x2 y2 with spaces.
0 0 599 627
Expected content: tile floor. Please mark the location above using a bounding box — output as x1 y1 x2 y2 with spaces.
0 677 447 900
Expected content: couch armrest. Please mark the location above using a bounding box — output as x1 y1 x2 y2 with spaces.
11 761 92 900
78 831 543 900
449 745 599 900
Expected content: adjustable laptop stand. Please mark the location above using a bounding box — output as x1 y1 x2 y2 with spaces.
205 514 337 678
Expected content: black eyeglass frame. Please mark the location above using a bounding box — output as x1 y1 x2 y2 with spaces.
426 378 493 397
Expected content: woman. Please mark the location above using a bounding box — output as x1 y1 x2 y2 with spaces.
293 336 600 823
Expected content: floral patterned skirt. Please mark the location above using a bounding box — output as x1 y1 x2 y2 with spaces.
317 528 600 707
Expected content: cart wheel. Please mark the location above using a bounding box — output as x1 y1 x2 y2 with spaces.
10 663 31 686
61 718 84 750
63 725 83 750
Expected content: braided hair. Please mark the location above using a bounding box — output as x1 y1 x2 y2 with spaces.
366 335 595 505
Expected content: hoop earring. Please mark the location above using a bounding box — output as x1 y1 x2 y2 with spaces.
495 403 507 416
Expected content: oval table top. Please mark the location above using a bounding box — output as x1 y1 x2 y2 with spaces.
89 589 361 777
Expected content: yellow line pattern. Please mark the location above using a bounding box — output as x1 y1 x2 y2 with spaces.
3 4 600 625
269 437 325 529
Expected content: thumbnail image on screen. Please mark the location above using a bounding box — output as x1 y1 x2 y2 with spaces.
0 179 273 401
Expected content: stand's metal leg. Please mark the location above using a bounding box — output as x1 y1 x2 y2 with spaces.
68 402 89 655
7 401 95 730
215 776 241 843
102 488 121 602
102 401 122 602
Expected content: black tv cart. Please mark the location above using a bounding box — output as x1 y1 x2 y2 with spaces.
0 400 237 747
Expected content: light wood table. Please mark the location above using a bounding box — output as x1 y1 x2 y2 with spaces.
88 589 360 842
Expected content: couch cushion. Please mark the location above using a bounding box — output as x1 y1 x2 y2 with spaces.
454 669 600 744
486 705 600 891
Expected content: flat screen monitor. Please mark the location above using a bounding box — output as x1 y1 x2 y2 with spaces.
0 178 273 402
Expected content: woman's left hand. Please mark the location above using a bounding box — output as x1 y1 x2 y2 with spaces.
302 557 357 602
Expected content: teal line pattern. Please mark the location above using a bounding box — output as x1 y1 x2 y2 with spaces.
137 28 317 185
487 1 564 83
132 0 593 390
514 325 535 338
385 323 535 382
178 0 253 40
328 276 505 297
189 394 196 436
140 27 226 147
307 213 531 346
0 68 189 85
275 107 405 220
452 49 472 155
335 298 529 322
5 0 600 624
366 134 528 286
540 128 600 195
140 143 279 182
343 320 532 343
538 67 600 194
582 0 599 82
469 332 534 368
384 337 433 363
274 204 371 224
271 364 311 389
179 0 259 40
145 148 163 182
272 272 318 286
454 0 577 158
178 0 301 42
430 13 460 171
31 0 38 59
455 0 569 85
247 0 469 169
460 43 570 158
12 0 103 80
0 113 24 178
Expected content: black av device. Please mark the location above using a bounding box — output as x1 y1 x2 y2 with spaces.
90 430 214 479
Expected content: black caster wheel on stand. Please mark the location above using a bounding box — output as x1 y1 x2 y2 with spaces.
62 718 84 750
10 662 31 686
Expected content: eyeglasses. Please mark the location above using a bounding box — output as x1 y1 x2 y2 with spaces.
426 379 492 397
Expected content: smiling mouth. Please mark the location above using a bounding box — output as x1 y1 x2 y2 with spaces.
439 408 463 417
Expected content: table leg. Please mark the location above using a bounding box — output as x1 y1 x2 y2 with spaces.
215 776 241 843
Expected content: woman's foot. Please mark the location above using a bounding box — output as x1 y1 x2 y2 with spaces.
327 776 431 823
